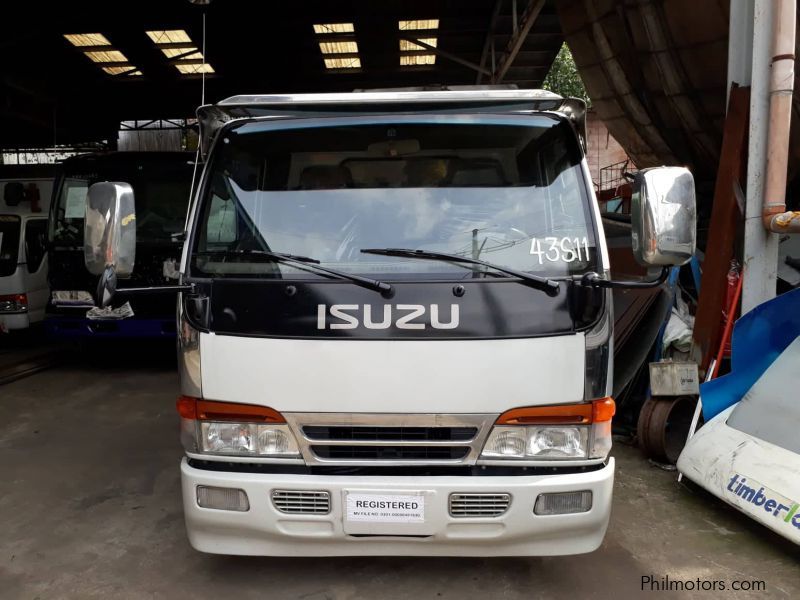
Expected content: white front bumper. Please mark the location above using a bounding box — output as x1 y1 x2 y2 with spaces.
181 458 614 556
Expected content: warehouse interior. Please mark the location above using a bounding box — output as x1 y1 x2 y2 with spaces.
1 0 799 596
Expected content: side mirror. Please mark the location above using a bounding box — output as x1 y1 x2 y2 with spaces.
83 182 136 307
631 166 696 266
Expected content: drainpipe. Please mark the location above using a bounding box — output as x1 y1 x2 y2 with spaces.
763 0 799 232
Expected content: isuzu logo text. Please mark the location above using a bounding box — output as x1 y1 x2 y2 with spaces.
316 304 460 330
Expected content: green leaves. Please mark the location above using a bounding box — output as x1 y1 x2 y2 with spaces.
543 43 590 105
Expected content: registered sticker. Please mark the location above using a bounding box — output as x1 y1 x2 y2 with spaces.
345 493 425 523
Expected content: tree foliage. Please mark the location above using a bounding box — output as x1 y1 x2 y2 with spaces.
542 43 590 105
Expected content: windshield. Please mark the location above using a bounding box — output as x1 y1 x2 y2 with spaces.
0 216 21 277
191 116 598 281
51 157 193 246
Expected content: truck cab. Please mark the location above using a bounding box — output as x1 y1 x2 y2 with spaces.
0 166 53 332
84 89 695 556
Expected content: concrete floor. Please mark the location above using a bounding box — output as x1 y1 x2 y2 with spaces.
1 349 798 599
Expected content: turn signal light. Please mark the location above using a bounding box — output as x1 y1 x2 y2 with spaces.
176 396 286 423
496 398 615 425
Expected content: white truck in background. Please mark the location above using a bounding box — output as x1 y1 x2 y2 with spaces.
83 89 696 556
0 165 53 332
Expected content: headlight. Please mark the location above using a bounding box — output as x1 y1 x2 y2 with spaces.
177 396 301 458
482 426 589 459
200 422 299 456
480 398 615 461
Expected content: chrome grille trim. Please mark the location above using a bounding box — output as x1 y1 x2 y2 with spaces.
302 426 478 442
284 413 497 467
271 490 331 514
449 493 511 518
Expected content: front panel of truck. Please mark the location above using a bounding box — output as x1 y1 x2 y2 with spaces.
176 110 615 556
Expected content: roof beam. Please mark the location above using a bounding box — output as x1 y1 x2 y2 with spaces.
94 61 136 69
167 49 203 62
155 42 198 50
476 0 503 84
399 35 491 76
167 58 206 66
492 0 545 83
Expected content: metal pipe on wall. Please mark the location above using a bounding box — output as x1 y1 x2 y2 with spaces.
763 0 799 233
743 0 781 313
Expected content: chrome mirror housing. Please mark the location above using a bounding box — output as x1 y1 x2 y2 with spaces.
84 181 136 277
84 182 137 306
631 167 697 266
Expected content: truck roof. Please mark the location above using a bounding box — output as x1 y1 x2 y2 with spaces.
197 89 586 157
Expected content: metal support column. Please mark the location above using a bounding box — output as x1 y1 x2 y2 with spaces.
743 0 780 313
727 1 754 93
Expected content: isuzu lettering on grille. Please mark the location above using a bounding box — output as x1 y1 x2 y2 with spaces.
317 304 460 330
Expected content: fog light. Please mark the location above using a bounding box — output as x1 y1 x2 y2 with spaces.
196 485 250 511
534 490 592 515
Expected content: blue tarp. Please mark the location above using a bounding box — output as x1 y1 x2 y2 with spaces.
701 287 800 420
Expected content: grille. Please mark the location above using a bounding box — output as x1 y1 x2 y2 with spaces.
271 490 331 514
302 426 478 442
449 493 511 518
310 445 470 461
287 414 492 466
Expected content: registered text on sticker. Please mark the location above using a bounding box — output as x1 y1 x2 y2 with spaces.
346 493 425 523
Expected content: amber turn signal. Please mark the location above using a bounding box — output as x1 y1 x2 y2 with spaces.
176 396 286 423
496 397 615 425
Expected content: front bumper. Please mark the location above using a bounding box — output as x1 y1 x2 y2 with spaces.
181 457 614 556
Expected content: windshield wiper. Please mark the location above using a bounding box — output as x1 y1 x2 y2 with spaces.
360 248 560 297
196 250 394 297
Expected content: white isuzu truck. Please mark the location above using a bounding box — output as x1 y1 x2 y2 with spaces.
84 89 696 556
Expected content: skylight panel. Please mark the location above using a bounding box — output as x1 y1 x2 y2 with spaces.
64 33 111 47
398 19 440 30
314 23 361 71
324 57 362 70
400 54 436 66
84 50 129 63
399 38 437 51
174 63 216 74
145 30 192 44
64 33 143 76
319 41 359 55
146 30 214 75
102 66 138 75
313 23 355 34
161 47 202 59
